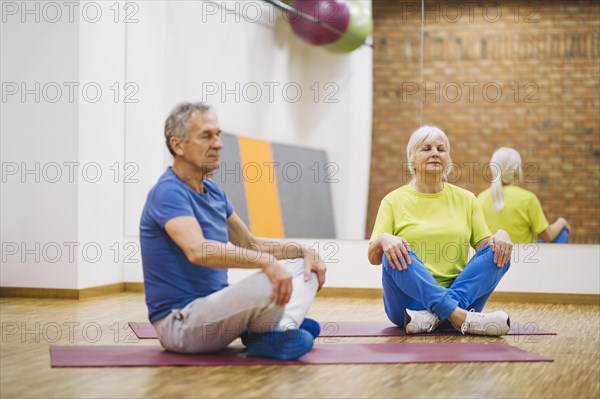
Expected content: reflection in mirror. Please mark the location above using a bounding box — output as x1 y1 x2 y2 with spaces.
368 0 598 243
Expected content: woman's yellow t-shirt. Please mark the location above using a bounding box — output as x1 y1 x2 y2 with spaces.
371 183 491 287
477 185 549 243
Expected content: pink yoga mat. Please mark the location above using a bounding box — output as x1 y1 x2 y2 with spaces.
50 342 552 367
128 321 556 339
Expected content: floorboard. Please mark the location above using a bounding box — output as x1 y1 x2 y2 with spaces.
1 293 598 398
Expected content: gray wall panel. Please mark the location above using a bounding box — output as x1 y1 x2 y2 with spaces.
272 143 336 238
212 133 250 228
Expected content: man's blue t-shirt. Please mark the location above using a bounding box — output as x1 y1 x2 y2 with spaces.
140 167 233 322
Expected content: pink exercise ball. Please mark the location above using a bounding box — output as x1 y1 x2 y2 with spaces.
289 0 351 46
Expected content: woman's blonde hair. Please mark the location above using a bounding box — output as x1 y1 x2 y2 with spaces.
489 147 522 212
406 125 452 181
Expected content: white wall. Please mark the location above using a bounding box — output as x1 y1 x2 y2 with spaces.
123 1 169 243
278 241 600 295
125 239 600 296
1 1 127 289
1 4 80 288
76 1 127 288
4 1 597 297
124 0 373 240
2 0 373 289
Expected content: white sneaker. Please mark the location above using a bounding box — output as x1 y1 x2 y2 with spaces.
458 310 510 336
404 309 441 334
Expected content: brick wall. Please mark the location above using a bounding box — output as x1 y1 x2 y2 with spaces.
368 0 600 243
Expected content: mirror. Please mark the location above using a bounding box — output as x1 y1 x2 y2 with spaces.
366 0 597 244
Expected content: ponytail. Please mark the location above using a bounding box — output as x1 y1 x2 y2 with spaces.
489 147 522 212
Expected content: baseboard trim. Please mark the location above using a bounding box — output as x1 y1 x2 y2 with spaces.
124 282 144 292
0 283 125 299
318 287 383 299
79 283 125 299
489 291 600 305
2 284 598 305
0 287 80 299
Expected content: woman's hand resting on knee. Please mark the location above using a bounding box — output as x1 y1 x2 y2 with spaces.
487 230 513 267
378 233 412 271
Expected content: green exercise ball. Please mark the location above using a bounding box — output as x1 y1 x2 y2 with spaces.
324 0 372 54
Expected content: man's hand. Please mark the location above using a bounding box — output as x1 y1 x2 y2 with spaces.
262 262 293 306
302 248 327 291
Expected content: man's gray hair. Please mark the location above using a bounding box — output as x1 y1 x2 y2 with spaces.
164 102 215 156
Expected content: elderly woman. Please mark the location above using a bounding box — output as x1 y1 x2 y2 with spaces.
368 126 513 336
478 147 571 243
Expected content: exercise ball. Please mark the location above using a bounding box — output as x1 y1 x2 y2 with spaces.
289 0 351 46
325 0 372 53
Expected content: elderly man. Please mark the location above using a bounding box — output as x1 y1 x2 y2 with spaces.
140 102 326 360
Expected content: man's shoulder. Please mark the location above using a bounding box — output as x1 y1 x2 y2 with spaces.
204 178 229 199
147 169 187 202
155 168 179 186
204 177 221 191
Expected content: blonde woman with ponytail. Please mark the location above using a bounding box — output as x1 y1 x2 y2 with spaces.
477 148 571 243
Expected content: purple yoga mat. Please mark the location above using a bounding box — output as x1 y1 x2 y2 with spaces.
319 321 557 337
128 321 556 339
50 342 552 367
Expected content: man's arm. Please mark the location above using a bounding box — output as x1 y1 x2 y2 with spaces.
227 212 326 290
165 215 270 269
227 212 302 259
164 215 292 305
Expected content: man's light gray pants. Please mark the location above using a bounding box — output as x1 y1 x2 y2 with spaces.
153 259 318 353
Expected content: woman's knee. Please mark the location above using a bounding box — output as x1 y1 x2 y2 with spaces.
477 244 508 263
468 244 511 274
382 251 420 268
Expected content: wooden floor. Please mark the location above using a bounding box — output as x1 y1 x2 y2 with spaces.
1 293 598 399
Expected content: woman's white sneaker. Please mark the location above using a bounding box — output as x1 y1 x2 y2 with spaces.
458 310 510 336
404 309 441 334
